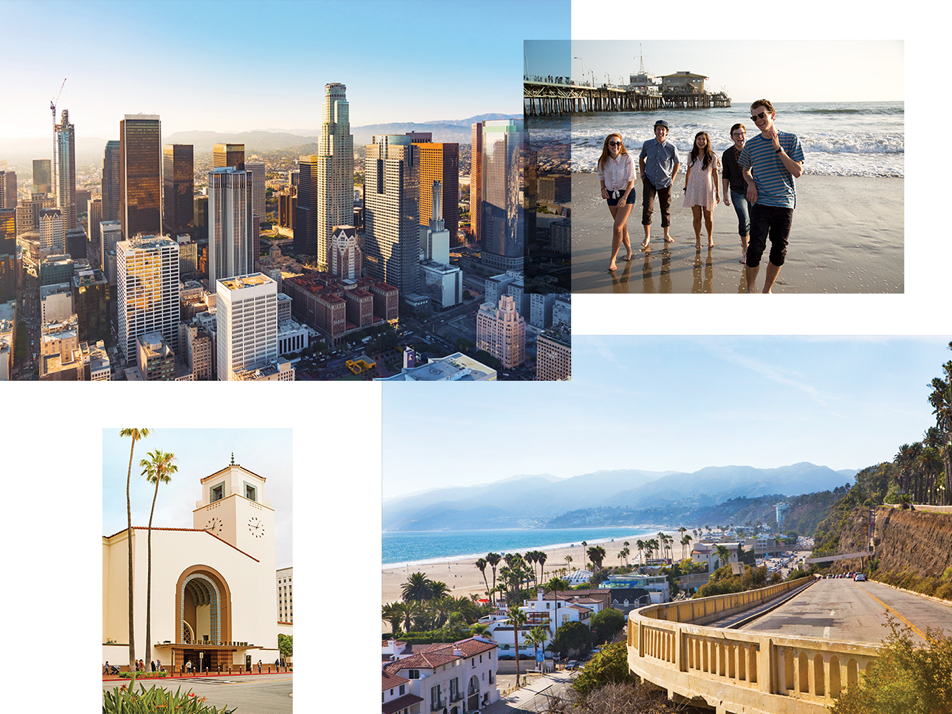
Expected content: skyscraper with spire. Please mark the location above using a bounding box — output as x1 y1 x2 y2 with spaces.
315 83 353 266
54 109 77 230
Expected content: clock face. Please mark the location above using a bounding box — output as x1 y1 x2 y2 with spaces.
248 516 265 538
204 517 222 534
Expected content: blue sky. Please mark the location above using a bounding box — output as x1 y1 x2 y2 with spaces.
101 428 293 566
1 0 570 138
383 337 950 499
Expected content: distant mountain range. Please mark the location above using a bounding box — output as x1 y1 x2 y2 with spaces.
0 113 519 167
382 463 859 532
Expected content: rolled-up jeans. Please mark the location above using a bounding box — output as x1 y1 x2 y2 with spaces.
730 189 750 238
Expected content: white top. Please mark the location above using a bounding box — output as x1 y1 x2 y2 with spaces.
597 152 635 192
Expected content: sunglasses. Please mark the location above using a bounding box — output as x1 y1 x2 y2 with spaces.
750 111 769 122
608 141 622 146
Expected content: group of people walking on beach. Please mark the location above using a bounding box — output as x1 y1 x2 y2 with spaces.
597 99 804 293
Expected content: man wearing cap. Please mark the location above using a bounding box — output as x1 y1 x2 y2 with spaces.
639 119 680 247
739 99 804 293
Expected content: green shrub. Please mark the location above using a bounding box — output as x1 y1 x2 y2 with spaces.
103 682 235 713
830 620 952 714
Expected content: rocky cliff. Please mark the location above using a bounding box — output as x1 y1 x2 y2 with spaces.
831 506 952 599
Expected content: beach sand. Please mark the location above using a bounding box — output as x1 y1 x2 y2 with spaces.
381 530 689 608
571 173 903 294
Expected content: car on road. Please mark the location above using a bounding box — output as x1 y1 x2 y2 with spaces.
854 574 867 582
566 660 578 670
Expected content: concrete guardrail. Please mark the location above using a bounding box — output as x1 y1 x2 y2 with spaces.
627 577 880 714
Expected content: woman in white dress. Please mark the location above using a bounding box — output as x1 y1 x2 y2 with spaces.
682 131 720 249
597 133 636 271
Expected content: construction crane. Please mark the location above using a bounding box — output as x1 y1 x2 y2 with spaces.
50 77 67 126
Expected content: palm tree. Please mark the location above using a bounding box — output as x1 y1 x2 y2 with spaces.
564 554 573 570
401 572 435 602
486 553 501 606
543 577 569 638
537 551 547 582
119 427 150 669
139 448 177 665
382 601 408 634
509 606 529 684
580 541 588 568
636 539 645 565
469 622 491 638
475 558 490 600
929 354 952 504
681 534 693 560
716 544 731 570
525 626 548 668
587 545 606 571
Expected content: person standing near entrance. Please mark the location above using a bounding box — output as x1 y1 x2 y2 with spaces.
721 123 750 263
639 119 680 248
739 99 804 293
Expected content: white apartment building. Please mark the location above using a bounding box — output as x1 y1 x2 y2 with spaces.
216 273 278 381
382 637 500 714
117 235 180 361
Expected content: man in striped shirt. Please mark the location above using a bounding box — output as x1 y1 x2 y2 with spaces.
739 99 804 293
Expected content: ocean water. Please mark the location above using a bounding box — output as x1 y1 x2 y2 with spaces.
382 527 660 568
531 101 903 178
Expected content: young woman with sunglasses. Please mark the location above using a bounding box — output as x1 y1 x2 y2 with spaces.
597 133 636 271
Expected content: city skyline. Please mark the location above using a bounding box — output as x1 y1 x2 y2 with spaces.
1 0 570 140
383 336 950 500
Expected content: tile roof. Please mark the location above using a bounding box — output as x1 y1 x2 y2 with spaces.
382 669 409 691
383 637 497 675
382 693 424 714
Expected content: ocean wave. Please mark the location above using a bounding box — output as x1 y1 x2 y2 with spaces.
795 106 904 116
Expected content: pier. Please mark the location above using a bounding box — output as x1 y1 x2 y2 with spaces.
524 81 731 117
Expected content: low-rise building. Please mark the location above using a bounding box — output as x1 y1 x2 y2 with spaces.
382 636 499 714
378 350 496 382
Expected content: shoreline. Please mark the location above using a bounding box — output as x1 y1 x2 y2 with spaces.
570 172 903 294
382 526 693 608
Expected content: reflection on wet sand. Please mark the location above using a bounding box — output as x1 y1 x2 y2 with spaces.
572 172 903 294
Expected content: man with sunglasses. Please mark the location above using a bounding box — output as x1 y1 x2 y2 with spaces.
639 119 680 248
739 99 804 293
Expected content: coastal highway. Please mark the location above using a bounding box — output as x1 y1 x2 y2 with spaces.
735 578 952 646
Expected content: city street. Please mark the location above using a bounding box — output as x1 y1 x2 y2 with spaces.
484 669 577 713
102 673 292 714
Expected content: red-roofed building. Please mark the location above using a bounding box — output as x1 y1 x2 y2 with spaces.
382 636 499 713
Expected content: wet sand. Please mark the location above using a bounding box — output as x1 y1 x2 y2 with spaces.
571 173 903 294
381 529 688 608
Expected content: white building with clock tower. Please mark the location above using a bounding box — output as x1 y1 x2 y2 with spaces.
103 459 283 672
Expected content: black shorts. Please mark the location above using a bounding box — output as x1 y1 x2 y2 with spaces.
747 204 794 267
606 187 635 207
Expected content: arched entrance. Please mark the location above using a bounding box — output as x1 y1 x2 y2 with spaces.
174 566 234 672
467 675 480 711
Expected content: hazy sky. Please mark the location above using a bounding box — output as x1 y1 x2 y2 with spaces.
525 40 903 103
383 337 950 500
102 428 293 567
1 0 570 138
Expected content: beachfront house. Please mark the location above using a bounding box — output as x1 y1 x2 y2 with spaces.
382 636 499 714
691 542 741 572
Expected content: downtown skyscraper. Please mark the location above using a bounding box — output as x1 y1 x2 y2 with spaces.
163 144 195 238
120 114 162 240
416 142 460 247
363 135 419 294
54 109 77 229
479 119 524 271
313 83 353 265
208 167 253 285
102 141 121 221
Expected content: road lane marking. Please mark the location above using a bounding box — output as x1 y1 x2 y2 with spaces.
860 590 928 641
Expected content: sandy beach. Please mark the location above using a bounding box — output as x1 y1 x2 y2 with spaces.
571 173 903 294
381 529 689 608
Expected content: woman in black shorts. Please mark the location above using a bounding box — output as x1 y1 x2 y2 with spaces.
597 133 636 271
